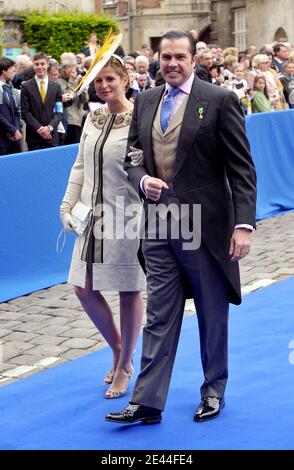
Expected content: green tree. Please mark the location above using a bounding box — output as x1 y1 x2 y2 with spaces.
21 11 119 59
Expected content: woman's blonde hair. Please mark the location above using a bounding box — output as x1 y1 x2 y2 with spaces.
251 54 269 68
223 47 238 58
223 54 238 67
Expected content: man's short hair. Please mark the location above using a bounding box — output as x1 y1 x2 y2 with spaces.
14 54 32 68
48 62 60 73
197 48 213 60
273 43 287 55
60 52 77 67
158 30 196 57
33 52 49 62
135 55 149 64
0 57 15 75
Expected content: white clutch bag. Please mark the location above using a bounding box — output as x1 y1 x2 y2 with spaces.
71 201 92 237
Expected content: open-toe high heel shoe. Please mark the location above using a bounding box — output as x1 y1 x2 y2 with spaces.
105 366 134 399
103 369 115 386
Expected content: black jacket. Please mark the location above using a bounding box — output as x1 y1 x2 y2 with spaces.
195 64 213 83
0 84 21 148
21 77 63 146
124 77 257 304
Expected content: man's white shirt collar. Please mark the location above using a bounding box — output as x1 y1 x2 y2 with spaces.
35 75 49 86
165 73 195 95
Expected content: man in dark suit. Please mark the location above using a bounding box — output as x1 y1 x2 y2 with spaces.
106 30 256 424
0 58 22 156
21 53 63 151
271 43 290 75
195 48 214 83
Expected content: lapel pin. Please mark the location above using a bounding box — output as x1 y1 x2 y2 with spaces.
197 106 204 120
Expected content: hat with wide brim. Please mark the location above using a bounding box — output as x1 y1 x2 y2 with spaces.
73 31 123 95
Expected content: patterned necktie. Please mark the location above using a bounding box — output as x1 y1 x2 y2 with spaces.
40 79 46 103
160 86 181 134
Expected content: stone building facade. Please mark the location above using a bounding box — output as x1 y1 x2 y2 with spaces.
98 0 294 52
0 0 293 51
99 1 211 52
211 0 294 49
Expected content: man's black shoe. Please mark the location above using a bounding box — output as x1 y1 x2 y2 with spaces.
194 396 225 422
105 403 162 424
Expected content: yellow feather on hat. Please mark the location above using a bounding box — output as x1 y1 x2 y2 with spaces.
73 30 123 95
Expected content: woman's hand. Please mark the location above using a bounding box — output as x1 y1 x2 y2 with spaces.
61 212 77 232
128 147 144 166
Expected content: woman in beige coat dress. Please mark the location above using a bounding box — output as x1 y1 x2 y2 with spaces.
60 56 146 398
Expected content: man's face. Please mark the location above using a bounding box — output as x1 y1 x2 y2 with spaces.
136 61 148 74
210 47 218 60
277 46 290 61
160 37 195 87
48 69 60 81
137 73 148 88
199 53 214 70
34 59 48 79
196 42 206 54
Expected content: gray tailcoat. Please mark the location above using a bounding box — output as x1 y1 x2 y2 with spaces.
125 77 257 305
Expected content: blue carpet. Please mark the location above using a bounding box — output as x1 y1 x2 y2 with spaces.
0 278 293 450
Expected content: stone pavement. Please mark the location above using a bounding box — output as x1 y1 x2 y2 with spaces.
0 212 293 386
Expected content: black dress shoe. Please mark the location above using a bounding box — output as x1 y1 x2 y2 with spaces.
105 403 162 425
194 396 225 422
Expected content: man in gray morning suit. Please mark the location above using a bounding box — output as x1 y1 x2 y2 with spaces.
106 30 256 424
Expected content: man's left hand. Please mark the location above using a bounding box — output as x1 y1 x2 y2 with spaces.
229 228 252 262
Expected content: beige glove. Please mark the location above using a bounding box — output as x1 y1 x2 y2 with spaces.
128 146 144 166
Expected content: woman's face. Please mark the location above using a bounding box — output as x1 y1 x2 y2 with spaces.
258 60 269 72
94 65 128 103
125 63 135 85
285 63 294 77
240 57 250 69
255 78 266 92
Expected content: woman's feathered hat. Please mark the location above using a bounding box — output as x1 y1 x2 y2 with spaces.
73 30 123 95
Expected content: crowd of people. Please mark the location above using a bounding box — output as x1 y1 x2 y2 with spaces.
0 31 293 156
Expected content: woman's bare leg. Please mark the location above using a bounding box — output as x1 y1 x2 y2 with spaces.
75 285 121 382
105 291 144 398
